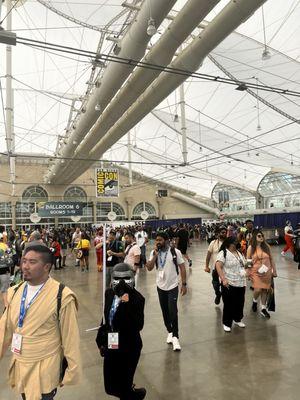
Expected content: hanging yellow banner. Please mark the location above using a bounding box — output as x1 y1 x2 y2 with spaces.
96 168 119 197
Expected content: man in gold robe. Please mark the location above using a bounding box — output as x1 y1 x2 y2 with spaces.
0 244 82 400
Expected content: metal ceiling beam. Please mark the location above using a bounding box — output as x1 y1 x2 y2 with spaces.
52 0 220 183
62 0 267 184
171 192 219 216
46 0 178 183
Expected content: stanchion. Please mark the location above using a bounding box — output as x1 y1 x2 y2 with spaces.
102 222 107 321
85 222 107 332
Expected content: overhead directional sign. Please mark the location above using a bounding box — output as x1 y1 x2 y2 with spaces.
38 202 84 217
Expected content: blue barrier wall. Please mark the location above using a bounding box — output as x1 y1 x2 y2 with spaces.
144 217 202 230
254 212 300 229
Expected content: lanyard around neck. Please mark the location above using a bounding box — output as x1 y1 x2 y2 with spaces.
109 296 120 329
230 251 244 267
18 281 47 328
158 247 169 269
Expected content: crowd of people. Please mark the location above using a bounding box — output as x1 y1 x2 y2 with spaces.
0 218 299 400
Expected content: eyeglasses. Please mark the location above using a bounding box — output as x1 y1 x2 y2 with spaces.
257 234 264 238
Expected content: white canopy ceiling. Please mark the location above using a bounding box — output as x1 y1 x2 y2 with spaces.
0 0 300 199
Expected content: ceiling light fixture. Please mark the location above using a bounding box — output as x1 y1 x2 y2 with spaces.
261 6 271 61
147 18 157 36
236 83 247 91
262 48 271 61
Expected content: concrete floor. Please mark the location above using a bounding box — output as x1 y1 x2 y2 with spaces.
1 242 300 400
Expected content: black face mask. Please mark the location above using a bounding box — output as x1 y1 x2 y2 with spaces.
114 279 132 297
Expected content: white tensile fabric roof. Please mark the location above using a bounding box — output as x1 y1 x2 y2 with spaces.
0 0 300 198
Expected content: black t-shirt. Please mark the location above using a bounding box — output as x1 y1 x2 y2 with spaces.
59 233 68 249
176 228 189 250
107 240 124 267
168 228 176 239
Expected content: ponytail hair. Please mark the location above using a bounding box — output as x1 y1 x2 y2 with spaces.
219 237 237 259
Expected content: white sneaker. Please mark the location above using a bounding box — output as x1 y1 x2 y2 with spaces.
223 324 231 332
172 337 181 351
166 333 173 344
233 321 246 328
281 251 285 256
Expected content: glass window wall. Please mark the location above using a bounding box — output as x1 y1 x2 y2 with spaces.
212 183 256 211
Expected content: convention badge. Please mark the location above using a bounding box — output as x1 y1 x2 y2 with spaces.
240 269 246 278
108 332 119 349
11 333 23 355
158 270 165 280
107 256 113 261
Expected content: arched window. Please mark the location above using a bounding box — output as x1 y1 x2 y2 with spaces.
18 187 52 226
258 172 300 208
22 186 48 202
96 202 126 221
64 186 87 202
132 202 157 219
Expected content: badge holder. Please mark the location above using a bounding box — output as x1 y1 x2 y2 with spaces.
108 332 119 349
11 333 23 355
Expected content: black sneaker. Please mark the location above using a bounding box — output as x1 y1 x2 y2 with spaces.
252 301 257 312
214 294 221 305
260 309 270 318
132 385 146 400
188 259 192 267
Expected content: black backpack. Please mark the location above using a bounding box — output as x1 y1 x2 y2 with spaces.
155 247 179 275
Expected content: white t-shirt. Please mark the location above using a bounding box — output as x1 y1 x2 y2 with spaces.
124 243 141 268
135 231 148 247
284 225 293 235
216 250 246 287
207 239 223 269
25 282 45 307
72 231 81 244
149 247 184 291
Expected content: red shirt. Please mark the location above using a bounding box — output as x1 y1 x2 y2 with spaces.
52 241 61 257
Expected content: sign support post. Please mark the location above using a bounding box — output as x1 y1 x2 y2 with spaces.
102 223 107 318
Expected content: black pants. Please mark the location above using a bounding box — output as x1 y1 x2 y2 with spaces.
212 269 221 296
140 245 146 267
157 286 179 338
104 348 141 400
54 256 61 269
22 389 57 400
221 285 245 327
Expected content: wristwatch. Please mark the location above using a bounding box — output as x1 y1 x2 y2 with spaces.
182 282 187 286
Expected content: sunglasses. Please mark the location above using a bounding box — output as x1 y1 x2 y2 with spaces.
257 234 264 238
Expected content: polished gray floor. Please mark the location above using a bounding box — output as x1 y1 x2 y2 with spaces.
1 242 300 400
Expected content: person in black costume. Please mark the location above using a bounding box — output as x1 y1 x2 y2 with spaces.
96 263 146 400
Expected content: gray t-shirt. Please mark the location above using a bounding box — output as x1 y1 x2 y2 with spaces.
149 248 184 291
